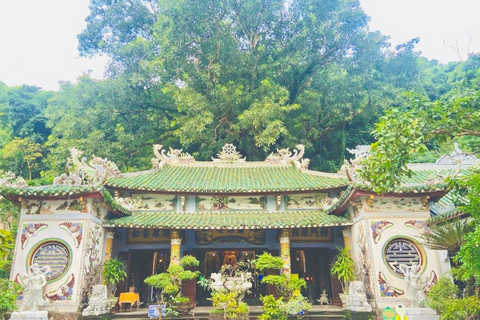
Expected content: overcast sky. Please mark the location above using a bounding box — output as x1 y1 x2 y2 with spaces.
0 0 479 91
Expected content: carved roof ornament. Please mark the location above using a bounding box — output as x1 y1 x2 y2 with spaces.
320 197 339 211
436 143 478 165
212 144 246 163
0 170 27 188
265 144 309 170
339 145 371 182
68 148 121 186
53 173 82 186
151 144 195 169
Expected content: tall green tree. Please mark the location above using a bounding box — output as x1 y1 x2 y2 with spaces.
75 0 420 171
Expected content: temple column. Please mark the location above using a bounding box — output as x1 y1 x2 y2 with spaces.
170 231 182 265
104 231 115 260
279 229 291 274
342 228 351 249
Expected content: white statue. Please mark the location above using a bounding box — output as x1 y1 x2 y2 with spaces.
209 272 253 303
345 281 372 312
19 264 49 311
82 285 109 316
317 290 329 305
399 263 427 308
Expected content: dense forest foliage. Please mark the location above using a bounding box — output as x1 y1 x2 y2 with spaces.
0 0 479 184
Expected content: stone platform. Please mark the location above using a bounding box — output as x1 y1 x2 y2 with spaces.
10 311 48 320
405 308 439 320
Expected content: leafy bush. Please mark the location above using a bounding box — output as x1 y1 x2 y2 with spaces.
102 258 127 296
426 276 457 313
427 276 480 320
330 246 355 293
0 279 21 320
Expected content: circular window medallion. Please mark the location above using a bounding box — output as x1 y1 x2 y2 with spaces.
384 238 423 276
30 241 71 281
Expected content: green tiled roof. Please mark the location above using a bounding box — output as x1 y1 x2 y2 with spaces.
106 165 347 193
104 210 351 229
0 185 104 197
0 186 131 215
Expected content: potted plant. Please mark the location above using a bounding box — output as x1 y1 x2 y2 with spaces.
144 255 200 314
330 246 355 306
199 262 253 320
102 258 127 308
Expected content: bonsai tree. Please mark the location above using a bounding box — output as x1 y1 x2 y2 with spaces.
199 262 253 320
103 258 127 297
330 246 355 294
144 255 200 309
255 252 311 320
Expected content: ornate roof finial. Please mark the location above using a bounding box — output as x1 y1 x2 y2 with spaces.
212 144 246 163
339 145 370 182
265 144 309 170
435 143 478 165
67 148 121 186
0 170 27 187
151 144 195 169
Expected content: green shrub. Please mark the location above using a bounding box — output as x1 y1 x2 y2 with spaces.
102 258 127 296
0 279 21 320
426 276 457 313
427 276 480 320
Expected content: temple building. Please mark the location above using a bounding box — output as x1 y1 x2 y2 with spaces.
1 143 469 312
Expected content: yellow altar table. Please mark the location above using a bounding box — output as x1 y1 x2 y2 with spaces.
118 292 140 312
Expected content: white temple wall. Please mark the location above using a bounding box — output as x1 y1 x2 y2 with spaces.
349 195 451 309
11 197 107 312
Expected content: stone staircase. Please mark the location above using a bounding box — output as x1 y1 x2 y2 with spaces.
110 306 347 320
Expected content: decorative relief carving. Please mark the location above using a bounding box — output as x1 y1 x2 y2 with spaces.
195 230 266 245
356 225 373 300
46 274 75 301
363 197 427 212
82 224 102 303
212 144 245 162
370 221 393 244
404 220 429 234
151 144 195 169
197 196 265 211
286 193 326 210
59 222 84 248
30 241 71 281
384 238 423 276
20 223 48 249
114 196 141 211
378 271 404 297
133 194 176 210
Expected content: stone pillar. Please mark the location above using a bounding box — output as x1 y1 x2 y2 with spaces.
170 231 182 265
342 228 351 249
279 229 291 274
104 231 115 261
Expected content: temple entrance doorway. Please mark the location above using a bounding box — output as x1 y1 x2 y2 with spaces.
291 248 334 304
117 250 170 304
187 249 275 306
